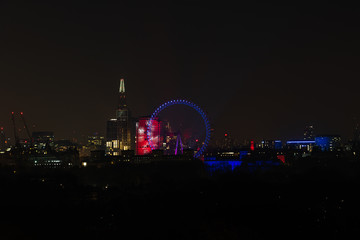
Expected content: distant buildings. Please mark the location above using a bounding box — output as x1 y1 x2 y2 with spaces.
32 131 54 150
286 140 315 151
304 125 315 140
259 140 283 150
88 134 105 149
285 135 342 152
315 135 341 151
54 139 78 152
79 134 105 158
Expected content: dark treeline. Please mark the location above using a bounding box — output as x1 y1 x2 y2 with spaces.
1 159 360 240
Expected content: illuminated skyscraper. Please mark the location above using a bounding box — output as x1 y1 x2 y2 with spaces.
116 78 132 151
304 125 315 140
106 79 133 155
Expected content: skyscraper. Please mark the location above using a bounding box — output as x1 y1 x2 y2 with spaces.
106 79 133 156
304 125 315 140
116 78 132 151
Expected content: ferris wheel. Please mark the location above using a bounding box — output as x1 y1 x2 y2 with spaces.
147 99 211 158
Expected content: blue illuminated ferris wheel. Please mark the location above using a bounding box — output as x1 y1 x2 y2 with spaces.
147 99 211 158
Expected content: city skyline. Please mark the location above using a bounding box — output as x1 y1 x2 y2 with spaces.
1 3 360 239
1 78 357 146
1 2 359 142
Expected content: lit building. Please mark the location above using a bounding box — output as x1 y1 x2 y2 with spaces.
136 117 161 155
54 140 78 152
304 125 315 140
274 140 282 149
79 134 105 158
286 140 315 151
259 140 283 149
315 135 341 151
32 131 55 150
106 79 134 155
88 134 105 149
250 140 255 151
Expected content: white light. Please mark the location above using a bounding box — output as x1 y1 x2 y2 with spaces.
138 128 145 134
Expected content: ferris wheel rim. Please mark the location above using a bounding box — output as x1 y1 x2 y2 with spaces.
146 99 211 158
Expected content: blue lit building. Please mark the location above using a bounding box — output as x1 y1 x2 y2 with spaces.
315 135 341 151
259 140 283 150
286 140 315 151
274 140 282 150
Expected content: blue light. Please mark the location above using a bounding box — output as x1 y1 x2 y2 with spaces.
203 160 242 175
286 140 315 144
315 137 331 151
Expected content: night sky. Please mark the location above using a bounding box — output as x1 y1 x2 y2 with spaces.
1 1 359 143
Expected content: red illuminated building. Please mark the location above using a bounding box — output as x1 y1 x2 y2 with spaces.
136 117 161 155
250 140 255 151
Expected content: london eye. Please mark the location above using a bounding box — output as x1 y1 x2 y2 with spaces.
146 99 211 158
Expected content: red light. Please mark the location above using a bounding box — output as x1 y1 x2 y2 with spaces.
225 133 228 137
277 155 285 164
136 117 160 155
11 112 14 114
250 140 255 151
196 139 199 142
20 112 23 115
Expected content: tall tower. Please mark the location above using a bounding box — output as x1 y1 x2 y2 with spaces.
117 78 126 114
106 79 133 155
116 78 132 151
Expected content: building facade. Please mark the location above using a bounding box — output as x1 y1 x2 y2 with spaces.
135 117 161 155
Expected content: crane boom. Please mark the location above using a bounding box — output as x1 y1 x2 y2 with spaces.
11 112 19 146
20 112 32 144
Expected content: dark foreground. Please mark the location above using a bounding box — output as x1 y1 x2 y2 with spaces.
1 160 360 240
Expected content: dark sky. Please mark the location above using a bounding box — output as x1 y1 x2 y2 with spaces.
1 1 359 143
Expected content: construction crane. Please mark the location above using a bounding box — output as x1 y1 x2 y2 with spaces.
11 112 20 147
20 112 32 145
